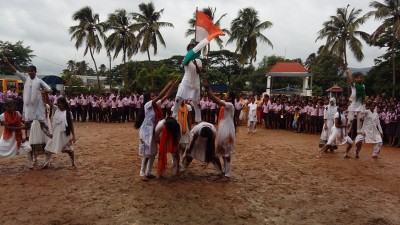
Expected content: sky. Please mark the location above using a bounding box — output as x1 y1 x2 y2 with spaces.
0 0 388 75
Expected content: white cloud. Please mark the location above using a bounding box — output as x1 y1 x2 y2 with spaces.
0 0 387 75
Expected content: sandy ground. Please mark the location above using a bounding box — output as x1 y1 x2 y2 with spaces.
0 121 399 225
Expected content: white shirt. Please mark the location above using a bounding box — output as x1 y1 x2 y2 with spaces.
15 71 51 121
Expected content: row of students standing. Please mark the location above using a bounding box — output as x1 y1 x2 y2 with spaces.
200 96 220 124
378 103 400 147
0 89 23 114
51 92 144 123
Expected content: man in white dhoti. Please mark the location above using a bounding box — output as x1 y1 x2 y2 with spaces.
171 43 202 123
345 68 365 137
3 57 52 167
3 57 53 138
354 101 383 158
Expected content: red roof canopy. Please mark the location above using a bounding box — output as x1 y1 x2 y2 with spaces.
268 62 309 73
266 62 311 77
326 85 343 92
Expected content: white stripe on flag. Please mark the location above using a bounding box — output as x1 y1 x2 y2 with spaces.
195 26 208 42
193 38 209 53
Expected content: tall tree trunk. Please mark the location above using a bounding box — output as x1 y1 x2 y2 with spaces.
109 56 112 90
147 48 153 90
123 45 128 90
343 45 350 94
392 35 396 97
89 47 100 91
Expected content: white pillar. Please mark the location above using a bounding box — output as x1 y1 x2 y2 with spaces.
301 76 311 96
266 76 271 95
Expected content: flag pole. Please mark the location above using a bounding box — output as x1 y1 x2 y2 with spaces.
194 7 198 43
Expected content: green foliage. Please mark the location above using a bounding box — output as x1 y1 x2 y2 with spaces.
135 64 180 92
207 50 241 85
312 85 323 96
69 6 106 90
61 73 84 87
364 59 400 98
61 72 86 96
204 68 226 85
310 53 341 93
230 76 248 93
247 74 267 95
316 6 370 67
0 41 34 74
227 7 273 72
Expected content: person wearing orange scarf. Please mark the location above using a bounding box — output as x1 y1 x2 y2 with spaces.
155 117 181 178
0 100 32 166
134 79 179 181
175 100 192 155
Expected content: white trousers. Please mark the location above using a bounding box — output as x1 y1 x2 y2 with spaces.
247 121 257 132
140 155 155 177
222 156 232 177
355 134 383 157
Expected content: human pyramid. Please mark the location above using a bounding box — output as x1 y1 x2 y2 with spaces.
1 57 76 169
134 42 235 181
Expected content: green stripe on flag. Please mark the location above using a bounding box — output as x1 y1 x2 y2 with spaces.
182 49 201 66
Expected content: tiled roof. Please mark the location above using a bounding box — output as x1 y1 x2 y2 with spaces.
326 85 343 92
268 62 308 73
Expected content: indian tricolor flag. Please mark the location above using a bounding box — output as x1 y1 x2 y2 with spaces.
182 11 225 65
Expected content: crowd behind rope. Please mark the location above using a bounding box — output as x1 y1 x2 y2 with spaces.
2 89 397 148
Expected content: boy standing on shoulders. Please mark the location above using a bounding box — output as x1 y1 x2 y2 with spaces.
2 57 53 138
345 68 365 137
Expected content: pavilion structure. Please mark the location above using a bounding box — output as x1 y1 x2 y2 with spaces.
326 84 343 98
264 62 313 96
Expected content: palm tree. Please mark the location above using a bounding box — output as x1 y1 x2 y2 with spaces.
316 6 370 68
104 9 139 88
186 7 229 52
99 64 107 73
305 53 317 70
131 2 174 89
69 6 106 90
76 61 89 75
227 7 273 76
369 0 400 97
67 60 76 74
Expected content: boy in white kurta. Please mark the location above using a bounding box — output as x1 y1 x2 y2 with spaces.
345 69 365 136
171 43 202 123
2 57 53 137
247 97 258 133
355 101 383 158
